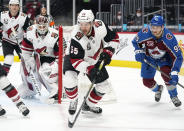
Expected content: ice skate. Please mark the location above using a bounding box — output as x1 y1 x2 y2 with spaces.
155 85 163 102
68 98 78 115
16 102 30 116
171 96 182 107
0 105 6 116
82 101 102 114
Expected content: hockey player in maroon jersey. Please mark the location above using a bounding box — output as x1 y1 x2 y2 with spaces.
63 9 119 115
0 63 30 116
0 0 30 73
18 15 59 103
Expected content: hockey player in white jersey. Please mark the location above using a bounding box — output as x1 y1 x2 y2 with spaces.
18 15 59 103
63 9 119 115
0 63 30 116
0 0 30 73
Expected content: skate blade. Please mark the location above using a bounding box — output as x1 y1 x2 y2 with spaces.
45 98 58 104
81 110 102 118
68 114 75 128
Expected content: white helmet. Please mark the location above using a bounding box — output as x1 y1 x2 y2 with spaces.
9 0 19 5
35 15 49 35
77 9 94 23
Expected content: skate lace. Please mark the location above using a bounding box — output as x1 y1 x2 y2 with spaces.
90 106 101 111
155 86 163 97
18 104 27 113
171 97 179 104
69 99 78 110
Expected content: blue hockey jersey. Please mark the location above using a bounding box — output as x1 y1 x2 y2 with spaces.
132 26 183 73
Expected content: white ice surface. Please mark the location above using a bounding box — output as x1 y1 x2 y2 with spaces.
1 63 184 131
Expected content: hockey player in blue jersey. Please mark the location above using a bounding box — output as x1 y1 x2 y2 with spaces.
132 15 183 107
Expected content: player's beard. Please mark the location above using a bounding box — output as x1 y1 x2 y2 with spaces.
9 7 19 17
152 28 164 38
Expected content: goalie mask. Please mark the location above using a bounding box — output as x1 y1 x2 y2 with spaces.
36 15 49 35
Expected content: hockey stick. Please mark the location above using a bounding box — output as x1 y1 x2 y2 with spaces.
68 60 104 128
144 59 184 89
116 38 128 55
12 28 41 95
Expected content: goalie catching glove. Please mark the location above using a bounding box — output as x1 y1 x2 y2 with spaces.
99 47 115 66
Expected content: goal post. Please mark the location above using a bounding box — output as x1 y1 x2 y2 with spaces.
58 25 63 104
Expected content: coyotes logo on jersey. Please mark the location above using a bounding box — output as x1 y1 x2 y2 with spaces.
36 46 48 56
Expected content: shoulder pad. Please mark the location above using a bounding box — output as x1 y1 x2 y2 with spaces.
75 32 84 40
94 20 103 28
142 27 149 33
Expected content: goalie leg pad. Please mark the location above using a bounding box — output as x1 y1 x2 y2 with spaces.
39 62 58 84
48 61 58 83
19 63 39 97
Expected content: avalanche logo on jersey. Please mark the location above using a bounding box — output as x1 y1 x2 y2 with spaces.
148 46 166 59
166 33 173 40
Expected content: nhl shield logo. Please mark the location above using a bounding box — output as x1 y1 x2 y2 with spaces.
87 42 91 50
4 18 8 24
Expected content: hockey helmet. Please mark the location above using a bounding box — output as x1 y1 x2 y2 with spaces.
35 15 49 35
77 9 94 23
9 0 19 5
150 15 165 26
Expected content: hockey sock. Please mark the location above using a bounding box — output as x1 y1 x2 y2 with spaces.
87 88 105 107
64 86 78 99
3 84 22 105
3 63 11 74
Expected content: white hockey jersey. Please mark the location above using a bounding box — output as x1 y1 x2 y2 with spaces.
0 11 29 45
70 19 119 73
21 25 59 61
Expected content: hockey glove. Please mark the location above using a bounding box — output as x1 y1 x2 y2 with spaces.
99 47 115 66
135 50 146 63
87 65 99 81
169 72 178 86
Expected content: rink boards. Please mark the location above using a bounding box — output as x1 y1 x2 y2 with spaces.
0 32 184 69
